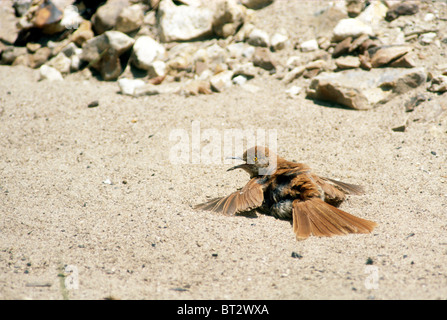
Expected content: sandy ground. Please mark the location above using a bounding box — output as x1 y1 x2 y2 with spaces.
1 1 447 300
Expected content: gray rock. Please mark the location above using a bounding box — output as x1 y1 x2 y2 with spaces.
270 32 289 51
157 0 214 42
0 46 27 65
116 4 145 34
81 31 134 80
92 0 130 34
306 67 426 110
300 39 319 52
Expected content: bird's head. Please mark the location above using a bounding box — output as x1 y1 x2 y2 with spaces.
227 146 278 177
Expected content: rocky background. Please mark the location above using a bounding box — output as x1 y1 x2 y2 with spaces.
1 0 447 300
1 0 447 108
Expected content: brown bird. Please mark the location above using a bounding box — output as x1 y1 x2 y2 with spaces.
195 146 377 240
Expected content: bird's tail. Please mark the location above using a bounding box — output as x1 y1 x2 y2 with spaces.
292 198 377 240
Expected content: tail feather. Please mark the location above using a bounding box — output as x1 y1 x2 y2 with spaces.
292 198 376 240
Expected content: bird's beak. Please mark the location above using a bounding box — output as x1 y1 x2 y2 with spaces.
225 156 246 171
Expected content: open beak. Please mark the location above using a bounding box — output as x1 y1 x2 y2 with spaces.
225 156 246 171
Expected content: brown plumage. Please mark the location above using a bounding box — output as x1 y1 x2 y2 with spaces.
195 146 377 240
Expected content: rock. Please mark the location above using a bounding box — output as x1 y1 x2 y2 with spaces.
285 85 301 97
428 75 447 93
332 18 374 42
385 2 419 22
232 62 257 79
300 39 319 52
226 42 255 59
181 79 212 96
252 47 276 70
283 66 306 83
60 3 84 30
71 20 95 47
270 32 289 51
39 65 64 81
81 31 134 67
404 94 426 112
29 47 52 68
370 45 412 68
81 31 134 80
26 43 41 53
13 0 32 17
116 4 145 34
147 60 167 78
356 0 388 26
232 75 248 85
46 52 71 74
246 28 270 47
419 32 437 45
92 0 130 34
240 0 274 10
0 2 20 44
306 67 427 110
335 56 360 69
332 37 352 58
0 46 27 65
210 70 234 92
131 36 166 71
118 78 146 95
346 0 365 18
212 0 246 38
157 0 214 42
388 52 416 68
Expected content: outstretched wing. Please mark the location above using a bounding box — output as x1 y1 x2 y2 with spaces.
195 178 265 216
292 197 376 240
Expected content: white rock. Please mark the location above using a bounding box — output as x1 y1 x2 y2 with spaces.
285 85 301 97
300 39 319 52
424 13 435 22
39 65 64 81
332 18 374 41
158 0 214 42
147 60 166 78
270 32 288 51
118 78 146 95
419 32 437 45
46 52 71 74
246 28 270 47
210 70 234 92
131 36 166 70
356 1 388 26
60 4 84 30
232 74 247 85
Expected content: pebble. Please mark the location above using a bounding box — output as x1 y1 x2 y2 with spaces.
39 65 64 81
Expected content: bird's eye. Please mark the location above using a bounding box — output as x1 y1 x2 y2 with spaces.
253 156 258 162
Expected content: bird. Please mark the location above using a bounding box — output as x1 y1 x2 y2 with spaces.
195 146 377 240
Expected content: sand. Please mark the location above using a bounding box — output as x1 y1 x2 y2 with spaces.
1 1 447 300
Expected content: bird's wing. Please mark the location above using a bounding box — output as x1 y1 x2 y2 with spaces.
321 177 365 195
292 197 376 240
194 178 265 216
